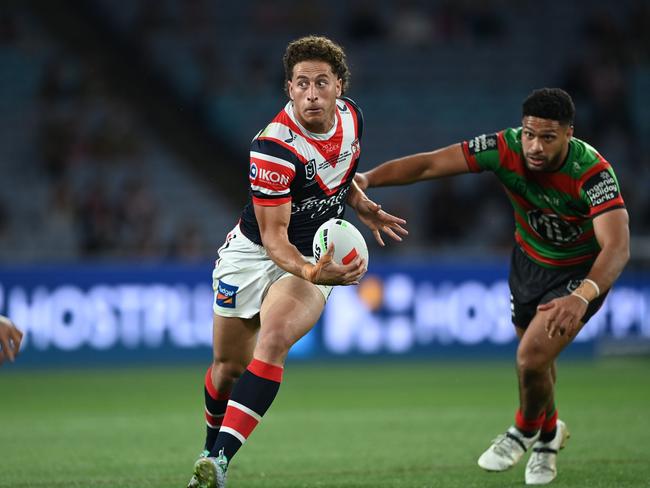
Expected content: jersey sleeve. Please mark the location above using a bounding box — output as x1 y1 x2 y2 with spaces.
461 130 509 172
249 138 297 207
578 163 626 217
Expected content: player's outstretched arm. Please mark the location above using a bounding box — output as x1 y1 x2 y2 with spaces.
586 208 631 291
254 203 366 286
355 143 470 190
539 208 630 338
0 315 23 365
346 180 408 246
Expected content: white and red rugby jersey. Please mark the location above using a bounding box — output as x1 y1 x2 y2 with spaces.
239 97 363 256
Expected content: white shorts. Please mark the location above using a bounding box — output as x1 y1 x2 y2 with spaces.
212 224 332 319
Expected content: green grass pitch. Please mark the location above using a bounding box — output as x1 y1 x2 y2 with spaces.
1 358 649 487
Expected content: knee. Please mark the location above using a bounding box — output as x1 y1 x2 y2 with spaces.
516 345 549 376
211 358 247 387
256 326 292 362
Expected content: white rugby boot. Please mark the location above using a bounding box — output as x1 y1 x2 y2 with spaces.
478 426 539 471
525 419 570 485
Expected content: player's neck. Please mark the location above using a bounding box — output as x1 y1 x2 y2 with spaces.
291 106 336 135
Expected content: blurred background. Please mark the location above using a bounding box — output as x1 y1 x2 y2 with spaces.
0 0 648 365
1 2 649 487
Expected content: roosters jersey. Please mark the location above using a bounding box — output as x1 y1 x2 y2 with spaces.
239 97 363 256
462 128 626 268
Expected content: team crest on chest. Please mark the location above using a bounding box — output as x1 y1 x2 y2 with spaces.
351 138 360 156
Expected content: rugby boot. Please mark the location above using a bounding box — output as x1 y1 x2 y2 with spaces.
525 419 570 485
478 426 539 471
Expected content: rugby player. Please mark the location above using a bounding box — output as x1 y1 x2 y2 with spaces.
0 315 22 366
187 36 407 488
355 88 629 485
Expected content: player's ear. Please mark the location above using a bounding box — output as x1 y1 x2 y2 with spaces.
567 125 574 139
336 78 342 97
287 80 294 101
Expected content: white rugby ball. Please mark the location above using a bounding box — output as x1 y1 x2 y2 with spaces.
312 219 369 266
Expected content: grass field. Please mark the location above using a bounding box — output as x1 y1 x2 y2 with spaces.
1 358 649 488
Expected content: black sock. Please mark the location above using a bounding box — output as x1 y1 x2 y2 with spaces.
209 359 283 461
203 366 230 452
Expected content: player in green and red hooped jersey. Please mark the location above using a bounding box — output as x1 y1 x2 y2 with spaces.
355 88 630 485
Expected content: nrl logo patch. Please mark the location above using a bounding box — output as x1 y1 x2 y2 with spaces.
305 159 316 180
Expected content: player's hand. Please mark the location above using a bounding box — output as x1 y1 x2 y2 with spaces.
0 316 23 365
303 244 367 285
352 196 408 246
537 295 588 339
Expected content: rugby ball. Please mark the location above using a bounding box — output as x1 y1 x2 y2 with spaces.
312 219 369 266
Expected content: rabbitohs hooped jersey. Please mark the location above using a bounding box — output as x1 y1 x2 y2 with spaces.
239 97 362 256
462 128 626 268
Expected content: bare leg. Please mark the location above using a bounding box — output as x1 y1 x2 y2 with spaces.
210 313 259 392
206 276 326 462
516 313 573 420
515 325 556 419
255 275 326 365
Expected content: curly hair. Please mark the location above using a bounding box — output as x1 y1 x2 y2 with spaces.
283 36 350 97
522 88 575 125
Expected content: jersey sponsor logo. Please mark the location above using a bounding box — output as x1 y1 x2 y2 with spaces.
318 150 353 170
216 280 238 308
321 142 340 153
337 102 348 112
292 186 349 219
467 133 498 155
583 170 619 207
249 162 258 180
527 210 583 244
257 167 290 186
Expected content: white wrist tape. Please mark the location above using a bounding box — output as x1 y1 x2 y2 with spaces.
582 278 600 297
571 292 590 305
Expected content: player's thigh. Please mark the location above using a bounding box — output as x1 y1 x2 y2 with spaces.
212 313 259 368
517 311 575 371
256 275 326 362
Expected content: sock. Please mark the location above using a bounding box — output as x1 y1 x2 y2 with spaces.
539 405 558 443
203 366 231 452
209 358 283 460
515 409 545 437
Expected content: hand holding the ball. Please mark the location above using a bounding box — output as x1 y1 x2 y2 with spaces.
302 243 367 286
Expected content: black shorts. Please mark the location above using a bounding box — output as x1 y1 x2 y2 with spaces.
508 246 607 329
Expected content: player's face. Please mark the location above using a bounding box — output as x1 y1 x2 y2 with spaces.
521 116 573 172
288 60 342 134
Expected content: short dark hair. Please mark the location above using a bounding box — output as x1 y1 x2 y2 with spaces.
283 36 350 97
522 88 575 126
